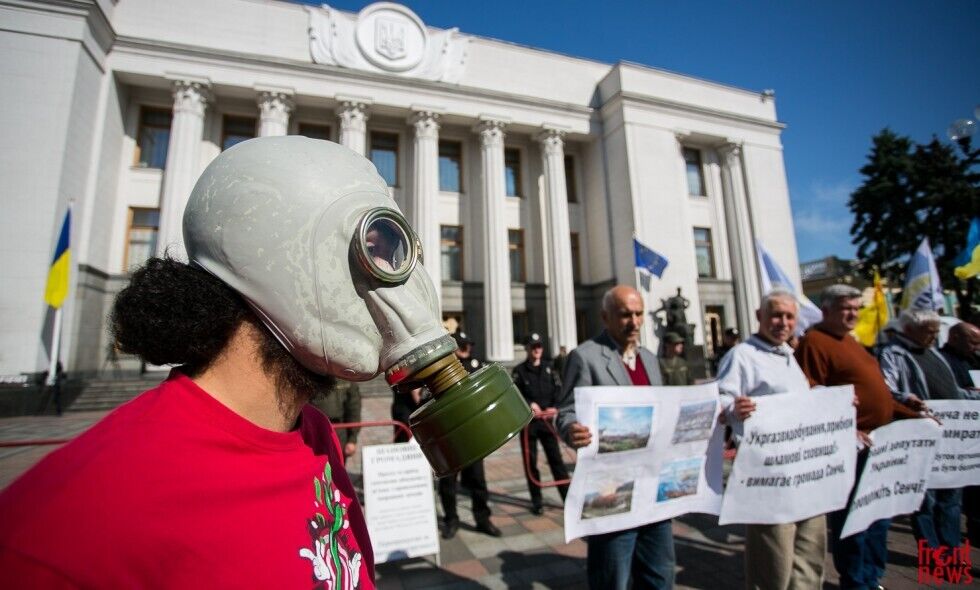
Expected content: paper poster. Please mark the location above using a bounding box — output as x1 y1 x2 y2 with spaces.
563 384 724 542
362 441 440 563
719 386 858 525
841 418 940 539
924 400 980 488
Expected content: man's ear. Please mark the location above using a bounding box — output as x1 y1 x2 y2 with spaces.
755 308 763 324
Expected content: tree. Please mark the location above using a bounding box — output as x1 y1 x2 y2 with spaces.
849 128 980 317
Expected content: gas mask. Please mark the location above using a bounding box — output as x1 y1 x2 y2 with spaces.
183 136 531 476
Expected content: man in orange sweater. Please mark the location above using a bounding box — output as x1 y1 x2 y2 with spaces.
795 284 922 590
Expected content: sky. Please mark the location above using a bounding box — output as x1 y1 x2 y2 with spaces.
296 0 980 264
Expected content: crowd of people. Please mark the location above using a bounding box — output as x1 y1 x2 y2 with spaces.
2 134 976 590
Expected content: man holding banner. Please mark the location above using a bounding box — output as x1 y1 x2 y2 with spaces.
795 285 922 590
878 309 973 550
557 285 670 590
717 288 825 590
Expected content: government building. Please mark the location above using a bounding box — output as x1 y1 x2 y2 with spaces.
1 0 803 379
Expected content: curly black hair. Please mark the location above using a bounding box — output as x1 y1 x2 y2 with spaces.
110 257 248 376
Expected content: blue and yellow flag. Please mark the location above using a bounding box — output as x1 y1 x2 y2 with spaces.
954 217 980 280
44 209 71 309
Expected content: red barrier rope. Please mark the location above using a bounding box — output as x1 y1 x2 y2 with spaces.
521 408 575 489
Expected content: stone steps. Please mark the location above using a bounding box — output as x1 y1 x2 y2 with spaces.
67 375 166 412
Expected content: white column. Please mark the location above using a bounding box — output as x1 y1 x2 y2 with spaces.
335 98 370 155
409 109 442 306
475 118 513 361
157 77 211 260
537 127 578 355
256 88 294 137
719 142 761 334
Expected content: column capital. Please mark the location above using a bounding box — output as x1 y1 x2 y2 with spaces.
718 141 743 163
536 126 567 155
335 97 371 125
256 87 294 120
474 117 507 148
409 109 441 139
169 78 212 117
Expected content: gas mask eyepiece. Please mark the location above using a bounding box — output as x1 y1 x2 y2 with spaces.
354 208 419 283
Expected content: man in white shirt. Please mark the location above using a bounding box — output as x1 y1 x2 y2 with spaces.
716 288 823 590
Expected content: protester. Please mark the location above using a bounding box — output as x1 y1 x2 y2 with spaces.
795 284 922 590
717 288 824 590
659 332 693 386
940 321 980 544
878 309 972 549
512 332 569 514
0 138 382 588
557 285 670 590
941 321 980 390
437 331 501 539
311 379 362 463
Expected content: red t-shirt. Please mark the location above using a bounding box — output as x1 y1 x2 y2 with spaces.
0 373 374 589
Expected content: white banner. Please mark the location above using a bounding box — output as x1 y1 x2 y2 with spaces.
362 441 439 563
719 386 858 525
563 383 724 542
926 400 980 488
841 419 940 539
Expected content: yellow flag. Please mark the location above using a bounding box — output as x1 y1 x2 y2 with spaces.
954 244 980 280
853 270 889 347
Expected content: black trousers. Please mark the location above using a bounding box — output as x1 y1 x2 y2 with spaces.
521 420 570 507
438 460 491 524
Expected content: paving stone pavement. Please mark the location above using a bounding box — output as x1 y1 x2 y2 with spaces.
1 395 977 588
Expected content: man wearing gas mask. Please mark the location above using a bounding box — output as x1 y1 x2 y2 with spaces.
0 137 530 588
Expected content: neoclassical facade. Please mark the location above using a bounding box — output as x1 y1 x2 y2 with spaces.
0 0 803 377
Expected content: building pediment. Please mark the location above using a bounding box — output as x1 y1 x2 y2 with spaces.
308 2 469 83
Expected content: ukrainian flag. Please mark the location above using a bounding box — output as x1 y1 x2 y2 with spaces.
44 209 71 309
954 217 980 280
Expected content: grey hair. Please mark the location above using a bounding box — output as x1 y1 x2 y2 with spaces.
819 284 862 309
759 288 798 313
601 289 616 315
899 308 940 330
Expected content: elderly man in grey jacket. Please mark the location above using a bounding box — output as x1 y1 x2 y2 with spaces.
556 285 669 590
878 308 973 549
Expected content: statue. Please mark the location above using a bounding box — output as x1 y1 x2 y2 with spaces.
655 287 691 342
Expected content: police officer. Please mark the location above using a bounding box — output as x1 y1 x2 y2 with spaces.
437 331 501 539
512 333 570 514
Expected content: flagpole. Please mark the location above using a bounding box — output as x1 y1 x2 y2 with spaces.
45 307 63 386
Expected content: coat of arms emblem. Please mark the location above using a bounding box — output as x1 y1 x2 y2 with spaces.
375 18 406 60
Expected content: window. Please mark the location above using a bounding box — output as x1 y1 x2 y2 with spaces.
135 107 172 168
508 229 526 282
370 132 399 187
504 148 521 197
222 116 256 151
298 123 331 140
440 225 463 281
512 312 529 346
565 155 578 203
570 232 581 284
683 147 706 196
125 208 159 270
693 227 715 278
438 141 463 192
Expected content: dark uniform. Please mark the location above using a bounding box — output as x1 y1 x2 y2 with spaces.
513 357 570 511
437 332 498 537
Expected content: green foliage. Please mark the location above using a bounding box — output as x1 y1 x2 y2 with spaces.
849 129 980 314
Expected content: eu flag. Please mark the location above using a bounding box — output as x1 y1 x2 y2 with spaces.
633 238 668 278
